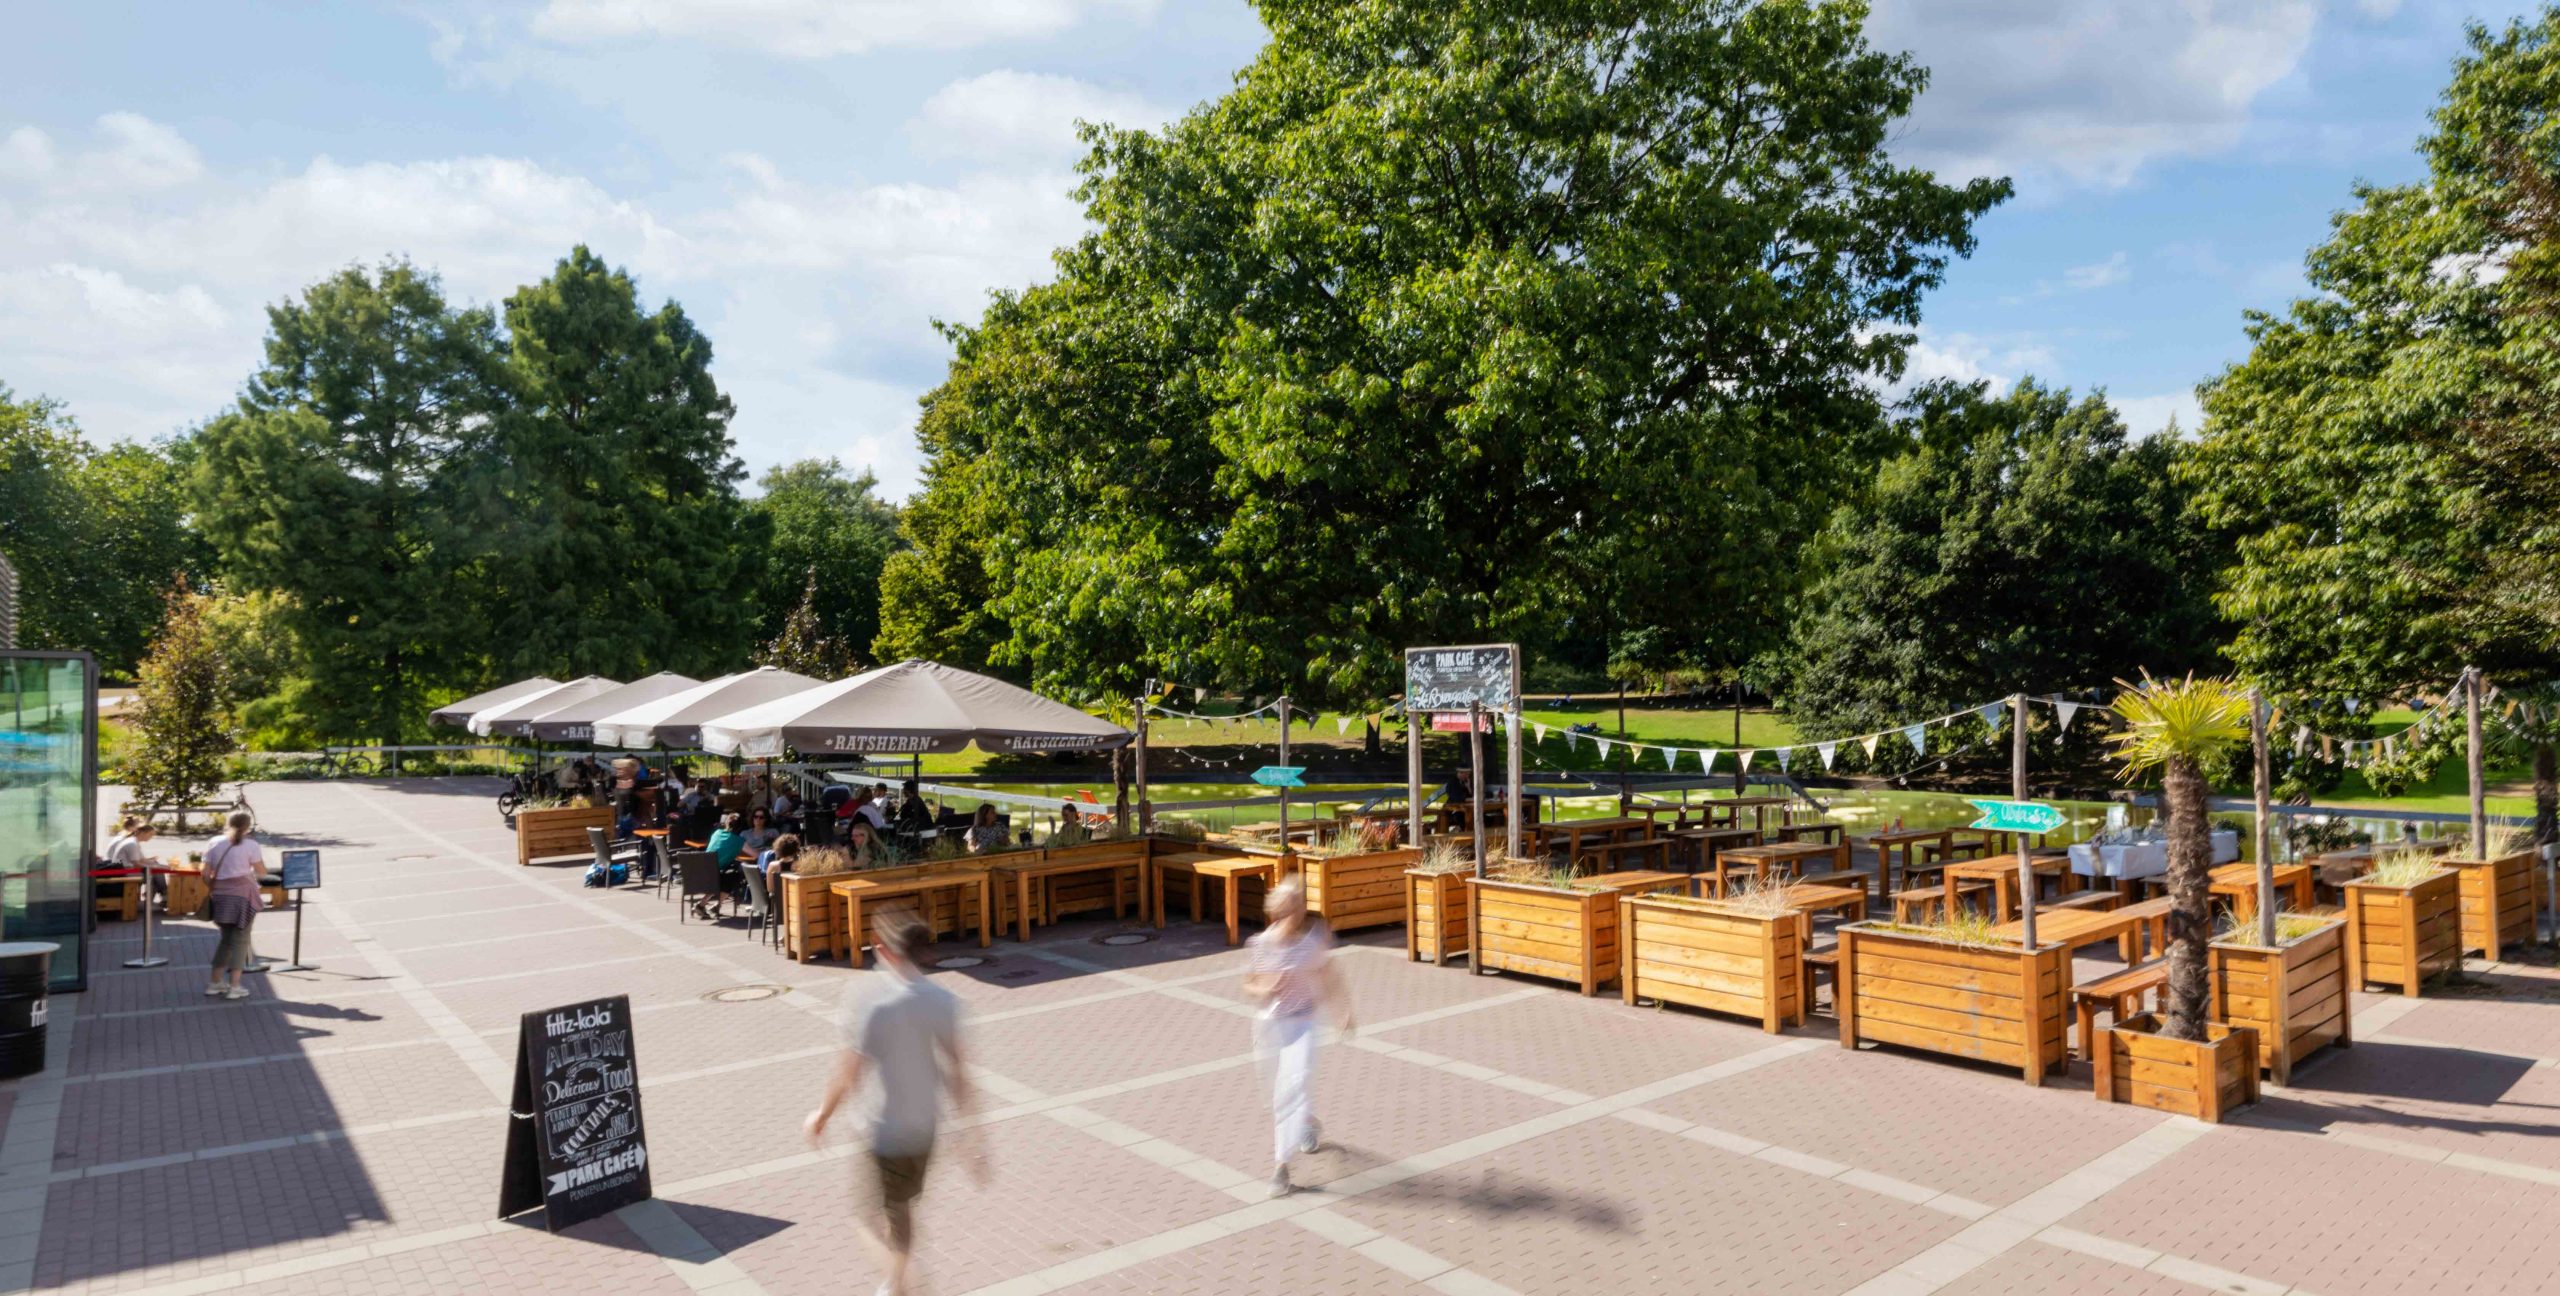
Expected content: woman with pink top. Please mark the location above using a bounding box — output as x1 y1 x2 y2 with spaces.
202 811 265 999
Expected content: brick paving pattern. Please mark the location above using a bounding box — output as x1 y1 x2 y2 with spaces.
5 778 2560 1294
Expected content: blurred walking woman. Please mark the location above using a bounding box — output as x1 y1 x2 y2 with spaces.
1243 877 1353 1197
202 811 265 1000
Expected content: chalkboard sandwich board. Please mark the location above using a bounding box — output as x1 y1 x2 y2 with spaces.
499 994 652 1231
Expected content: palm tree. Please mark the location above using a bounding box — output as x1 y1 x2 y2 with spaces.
2107 673 2254 1042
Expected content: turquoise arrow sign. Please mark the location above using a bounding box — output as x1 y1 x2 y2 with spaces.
1966 798 2066 835
1251 765 1306 789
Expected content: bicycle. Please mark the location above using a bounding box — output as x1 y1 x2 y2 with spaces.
317 747 378 779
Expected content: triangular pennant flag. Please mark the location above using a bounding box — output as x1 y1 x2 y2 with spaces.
1777 747 1793 773
2056 700 2080 733
1903 724 1927 755
1335 715 1350 734
1737 748 1757 771
2345 698 2361 715
1818 741 1838 770
1595 738 1613 759
1534 723 1549 743
2321 736 2334 760
1194 687 1207 705
1663 745 1680 771
1699 748 1719 775
2293 725 2310 752
1979 702 2006 730
1861 734 1881 760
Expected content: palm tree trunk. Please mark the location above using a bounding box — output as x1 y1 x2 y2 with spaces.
2161 754 2213 1041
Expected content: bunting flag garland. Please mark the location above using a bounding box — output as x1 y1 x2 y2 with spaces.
1663 745 1681 770
1565 729 1580 751
1818 741 1838 770
1595 738 1613 759
1699 747 1720 775
2344 698 2361 715
1737 748 1757 771
1777 747 1793 773
1194 687 1208 705
1335 716 1351 734
1978 702 2006 731
1903 724 1927 756
2055 700 2080 733
1861 734 1881 760
2293 725 2310 752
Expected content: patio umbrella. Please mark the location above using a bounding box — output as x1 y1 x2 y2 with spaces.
470 676 623 737
518 672 701 743
427 677 560 729
588 666 825 750
699 659 1131 760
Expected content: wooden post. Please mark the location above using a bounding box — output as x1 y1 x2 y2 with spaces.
2469 667 2488 853
1406 702 1423 850
1469 701 1487 876
1506 701 1523 864
2253 687 2276 947
1278 695 1292 853
2013 693 2035 949
1134 693 1151 833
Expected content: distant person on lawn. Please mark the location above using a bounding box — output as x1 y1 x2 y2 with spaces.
807 913 982 1296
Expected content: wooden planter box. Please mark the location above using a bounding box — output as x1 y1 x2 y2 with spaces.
2344 868 2460 996
1302 847 1420 933
1466 874 1684 995
1836 923 2069 1085
1030 840 1148 923
2210 918 2351 1084
2448 850 2536 962
516 804 615 866
2097 1013 2259 1122
1619 895 1802 1033
1405 870 1471 964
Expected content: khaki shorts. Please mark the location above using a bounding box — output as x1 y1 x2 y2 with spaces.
870 1149 932 1246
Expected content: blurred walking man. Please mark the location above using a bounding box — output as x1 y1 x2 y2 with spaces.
1244 876 1354 1197
808 913 978 1296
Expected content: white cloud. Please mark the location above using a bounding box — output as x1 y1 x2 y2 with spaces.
1891 328 2059 395
0 112 203 194
1867 0 2324 191
2061 251 2131 290
530 0 1164 56
2113 390 2203 437
907 70 1172 166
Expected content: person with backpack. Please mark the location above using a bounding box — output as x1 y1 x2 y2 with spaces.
202 810 266 1000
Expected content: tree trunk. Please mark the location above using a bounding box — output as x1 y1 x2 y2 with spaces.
2535 741 2556 847
2161 754 2213 1041
1364 719 1382 761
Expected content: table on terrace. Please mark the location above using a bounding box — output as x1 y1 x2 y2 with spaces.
829 869 992 966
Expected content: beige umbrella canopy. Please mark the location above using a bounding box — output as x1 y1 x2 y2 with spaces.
588 667 824 750
428 677 560 729
470 677 623 737
700 659 1131 760
519 672 702 743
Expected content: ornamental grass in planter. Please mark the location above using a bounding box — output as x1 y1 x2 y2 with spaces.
2445 825 2536 963
1299 834 1421 933
2344 850 2461 996
1620 882 1805 1033
1467 859 1683 996
2209 907 2351 1084
1836 913 2069 1084
1404 841 1475 965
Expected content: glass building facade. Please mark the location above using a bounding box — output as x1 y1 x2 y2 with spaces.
1 652 95 991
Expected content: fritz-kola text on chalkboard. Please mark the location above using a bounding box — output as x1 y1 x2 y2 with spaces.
498 994 652 1231
1403 644 1520 714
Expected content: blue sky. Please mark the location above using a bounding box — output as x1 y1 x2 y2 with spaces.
0 0 2533 494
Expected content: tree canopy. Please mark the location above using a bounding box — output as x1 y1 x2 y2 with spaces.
750 458 902 665
0 387 205 675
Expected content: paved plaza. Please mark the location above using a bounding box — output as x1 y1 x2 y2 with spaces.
7 781 2560 1295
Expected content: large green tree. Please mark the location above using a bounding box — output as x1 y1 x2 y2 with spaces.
888 0 2003 704
193 261 507 743
1774 379 2221 738
472 246 758 679
0 387 206 675
0 387 88 652
749 458 901 664
125 580 238 809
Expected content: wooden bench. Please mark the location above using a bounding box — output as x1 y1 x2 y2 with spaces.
2050 890 2122 913
1892 881 1988 923
94 874 142 922
1803 946 1839 1014
2114 896 2174 962
2072 961 2168 1061
1797 869 1871 911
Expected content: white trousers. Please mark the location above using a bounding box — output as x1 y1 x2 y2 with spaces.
1259 1011 1318 1167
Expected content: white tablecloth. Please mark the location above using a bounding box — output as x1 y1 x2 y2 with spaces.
2068 830 2239 880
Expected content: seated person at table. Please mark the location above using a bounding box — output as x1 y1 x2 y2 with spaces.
845 820 885 869
741 807 780 857
852 789 889 833
1046 800 1091 848
964 804 1007 854
1437 768 1473 806
893 780 934 834
707 813 749 870
102 815 167 898
616 789 647 839
771 786 800 826
759 833 801 886
678 784 720 844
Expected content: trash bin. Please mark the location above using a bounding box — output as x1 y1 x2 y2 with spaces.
0 942 59 1079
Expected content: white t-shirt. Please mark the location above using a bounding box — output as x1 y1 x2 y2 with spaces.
203 835 266 882
839 970 961 1156
105 835 148 868
1248 923 1333 1019
855 802 888 830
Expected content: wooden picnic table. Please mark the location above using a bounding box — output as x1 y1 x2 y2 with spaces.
1151 851 1285 947
2207 862 2315 914
1994 897 2170 964
2305 841 2455 890
988 852 1146 940
1702 795 1796 834
1711 840 1849 897
1784 883 1868 935
1666 826 1761 877
1773 820 1845 846
830 869 992 966
1580 870 1696 901
1943 854 2080 921
1585 837 1674 875
1866 828 1952 893
1229 819 1336 845
1534 818 1653 868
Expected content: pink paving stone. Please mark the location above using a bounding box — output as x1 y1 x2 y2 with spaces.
433 957 748 1034
52 1037 493 1168
389 922 666 984
1376 982 1785 1097
251 1217 697 1296
1334 1111 1969 1295
1937 1240 2213 1295
2256 1036 2560 1173
68 994 441 1075
2371 986 2560 1060
336 882 568 923
671 1112 1240 1296
1643 1039 2168 1206
1052 1215 1423 1295
1083 1034 1559 1187
2060 1118 2560 1296
1183 941 1539 1023
637 1050 838 1181
968 991 1257 1096
352 899 598 946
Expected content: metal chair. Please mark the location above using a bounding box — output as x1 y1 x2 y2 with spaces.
738 867 778 947
587 828 649 884
675 851 722 923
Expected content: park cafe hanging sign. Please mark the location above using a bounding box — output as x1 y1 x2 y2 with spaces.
1404 644 1520 715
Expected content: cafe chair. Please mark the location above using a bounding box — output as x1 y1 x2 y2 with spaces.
738 867 779 948
675 852 723 923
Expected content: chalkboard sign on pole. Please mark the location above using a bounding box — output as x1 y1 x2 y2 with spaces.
499 994 652 1231
1403 644 1519 714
